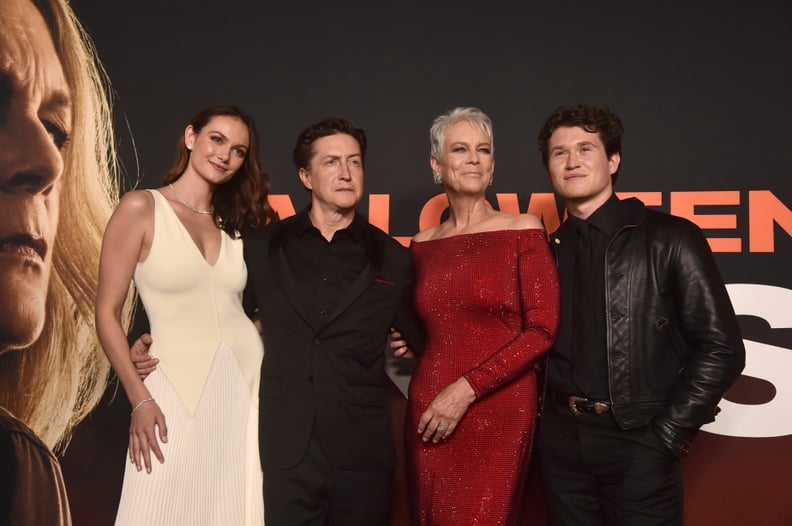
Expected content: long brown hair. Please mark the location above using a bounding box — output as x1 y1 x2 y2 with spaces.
163 105 277 236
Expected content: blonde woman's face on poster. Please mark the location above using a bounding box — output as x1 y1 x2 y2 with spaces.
0 0 70 352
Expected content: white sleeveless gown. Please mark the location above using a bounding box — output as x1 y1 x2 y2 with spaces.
114 189 264 525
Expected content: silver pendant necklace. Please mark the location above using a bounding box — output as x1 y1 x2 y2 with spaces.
168 183 213 215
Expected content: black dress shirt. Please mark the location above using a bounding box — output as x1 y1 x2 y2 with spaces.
282 210 369 329
549 194 627 399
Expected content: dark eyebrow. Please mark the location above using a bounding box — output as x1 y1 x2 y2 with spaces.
48 89 72 109
208 129 249 148
42 89 72 117
0 66 72 119
449 141 491 148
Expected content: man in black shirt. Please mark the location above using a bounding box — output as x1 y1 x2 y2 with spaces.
243 117 424 525
535 104 745 525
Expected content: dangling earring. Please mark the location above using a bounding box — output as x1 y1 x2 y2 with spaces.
488 177 493 186
433 173 442 185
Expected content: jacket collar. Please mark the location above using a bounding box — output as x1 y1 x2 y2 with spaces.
551 194 646 241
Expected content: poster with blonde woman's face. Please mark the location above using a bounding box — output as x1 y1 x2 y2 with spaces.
0 0 67 353
0 2 79 524
1 0 118 491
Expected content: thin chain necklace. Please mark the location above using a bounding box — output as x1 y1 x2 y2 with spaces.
168 183 213 215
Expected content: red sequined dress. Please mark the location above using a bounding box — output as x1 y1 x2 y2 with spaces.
406 229 560 525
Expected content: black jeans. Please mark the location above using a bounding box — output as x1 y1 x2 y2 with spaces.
537 399 683 526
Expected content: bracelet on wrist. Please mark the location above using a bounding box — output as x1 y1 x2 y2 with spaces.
131 397 155 415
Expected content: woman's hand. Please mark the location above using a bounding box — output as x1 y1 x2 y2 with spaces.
129 400 168 474
418 377 477 443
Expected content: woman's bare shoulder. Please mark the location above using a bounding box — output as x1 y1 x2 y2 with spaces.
491 211 545 231
117 189 155 212
413 225 439 243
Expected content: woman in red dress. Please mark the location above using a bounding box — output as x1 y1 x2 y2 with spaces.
406 107 560 525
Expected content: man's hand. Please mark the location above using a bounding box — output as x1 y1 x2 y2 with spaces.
389 327 415 358
253 315 263 335
130 333 158 380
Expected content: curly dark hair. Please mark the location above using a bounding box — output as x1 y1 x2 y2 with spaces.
163 105 277 237
537 104 624 183
292 117 367 170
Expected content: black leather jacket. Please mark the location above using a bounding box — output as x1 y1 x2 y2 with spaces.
548 197 746 457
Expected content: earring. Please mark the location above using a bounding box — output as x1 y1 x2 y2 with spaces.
489 177 493 186
433 174 442 185
187 145 192 151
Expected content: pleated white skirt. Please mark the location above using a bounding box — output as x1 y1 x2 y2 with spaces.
114 343 264 525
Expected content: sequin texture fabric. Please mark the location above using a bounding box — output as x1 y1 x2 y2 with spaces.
406 229 560 525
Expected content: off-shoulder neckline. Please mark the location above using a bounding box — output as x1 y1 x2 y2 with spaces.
411 227 546 245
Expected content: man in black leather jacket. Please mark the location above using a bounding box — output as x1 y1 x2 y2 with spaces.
535 104 745 525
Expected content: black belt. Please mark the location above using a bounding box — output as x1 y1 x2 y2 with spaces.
547 389 611 416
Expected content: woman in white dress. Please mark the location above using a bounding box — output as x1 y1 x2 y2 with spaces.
96 105 276 525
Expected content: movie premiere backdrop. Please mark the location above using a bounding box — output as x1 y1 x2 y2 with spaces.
3 1 790 524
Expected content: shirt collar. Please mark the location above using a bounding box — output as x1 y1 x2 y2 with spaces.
346 213 368 246
582 193 622 237
292 206 367 246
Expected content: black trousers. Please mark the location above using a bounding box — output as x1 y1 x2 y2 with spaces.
537 399 683 526
263 428 392 526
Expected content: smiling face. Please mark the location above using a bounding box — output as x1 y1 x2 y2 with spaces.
0 0 71 352
431 120 494 195
546 125 620 219
299 133 364 215
184 115 250 186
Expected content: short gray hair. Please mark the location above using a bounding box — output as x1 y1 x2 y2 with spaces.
429 107 494 160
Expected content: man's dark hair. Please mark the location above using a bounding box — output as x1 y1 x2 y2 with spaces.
293 117 367 170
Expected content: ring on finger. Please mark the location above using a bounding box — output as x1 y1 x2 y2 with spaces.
437 423 448 434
